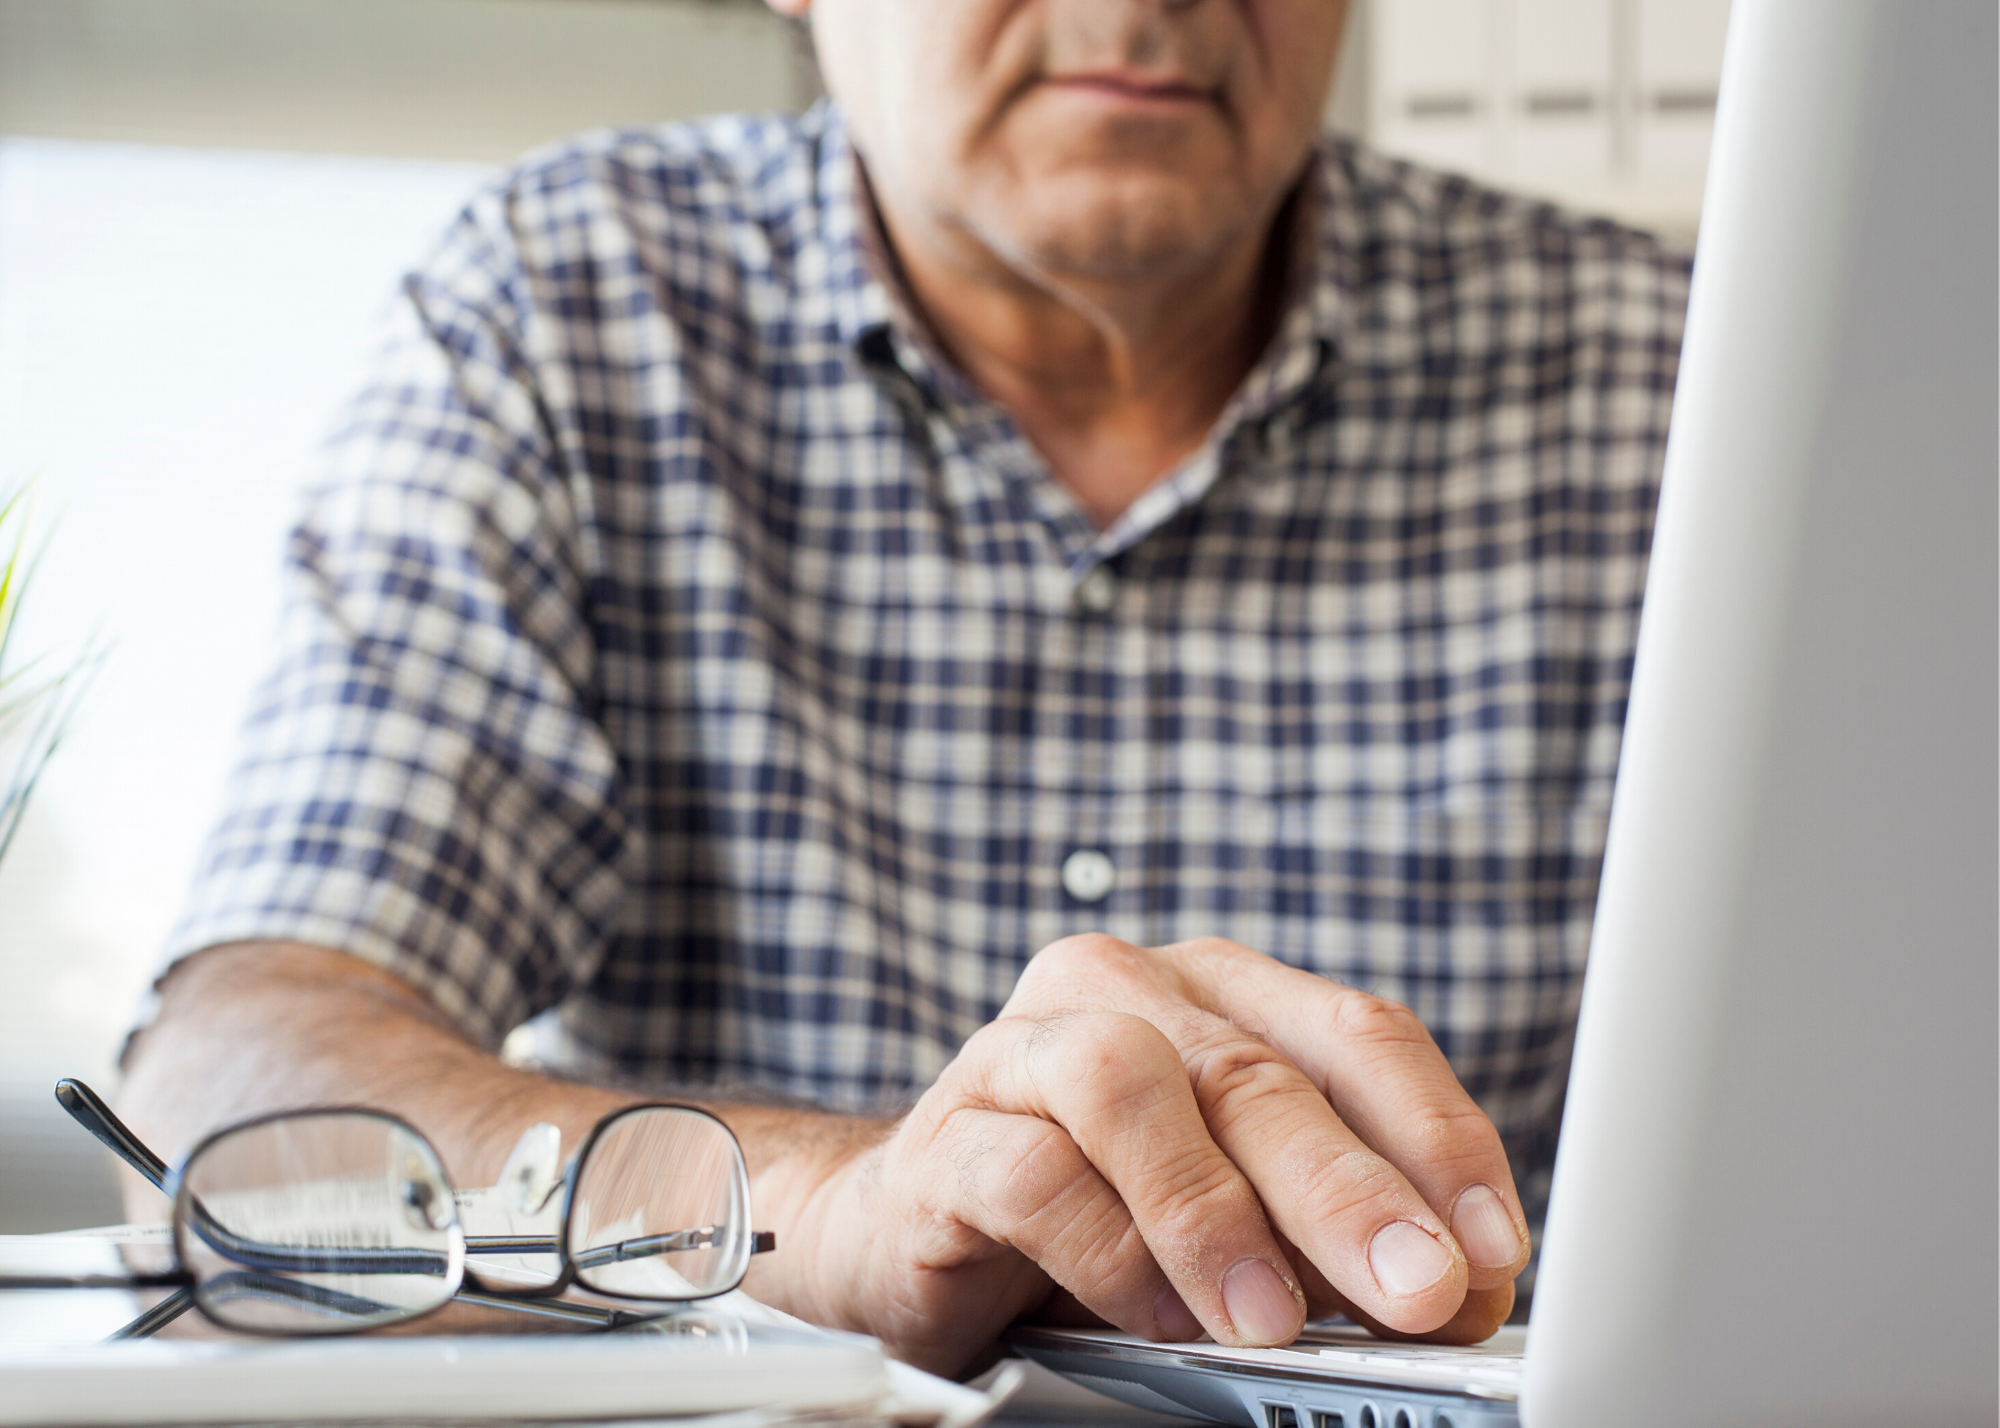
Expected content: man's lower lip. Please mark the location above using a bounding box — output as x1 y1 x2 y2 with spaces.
1040 80 1211 107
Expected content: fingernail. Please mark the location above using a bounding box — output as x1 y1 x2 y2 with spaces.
1368 1221 1452 1298
1152 1286 1203 1341
1221 1259 1303 1345
1450 1184 1524 1269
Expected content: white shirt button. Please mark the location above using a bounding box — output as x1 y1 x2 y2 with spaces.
1060 848 1116 903
1074 566 1119 614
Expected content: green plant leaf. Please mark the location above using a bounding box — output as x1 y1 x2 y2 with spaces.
0 475 104 867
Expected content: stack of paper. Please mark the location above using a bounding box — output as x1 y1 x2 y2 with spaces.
0 1255 1012 1428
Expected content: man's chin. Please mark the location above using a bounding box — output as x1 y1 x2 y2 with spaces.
962 173 1264 286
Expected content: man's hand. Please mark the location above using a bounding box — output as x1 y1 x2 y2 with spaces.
773 935 1528 1373
123 936 1525 1379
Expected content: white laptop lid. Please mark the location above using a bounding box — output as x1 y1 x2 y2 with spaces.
1525 2 1998 1425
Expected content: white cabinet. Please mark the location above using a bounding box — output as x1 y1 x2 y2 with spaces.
1507 0 1617 188
1347 0 1733 237
1370 0 1501 176
1634 0 1733 186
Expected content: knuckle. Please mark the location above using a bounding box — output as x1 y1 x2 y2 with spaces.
926 1019 1022 1116
1332 991 1434 1051
1180 1019 1321 1123
950 1016 1015 1069
1186 1034 1306 1114
1017 933 1139 1000
1177 935 1254 965
1145 1159 1263 1246
1039 1195 1150 1286
969 1120 1159 1298
985 1118 1091 1224
1402 1100 1499 1153
1399 1102 1508 1178
1041 932 1133 977
1306 1142 1417 1221
934 1109 1087 1235
1174 936 1264 987
1040 1011 1182 1108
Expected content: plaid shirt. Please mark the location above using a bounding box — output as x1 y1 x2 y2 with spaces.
165 102 1690 1234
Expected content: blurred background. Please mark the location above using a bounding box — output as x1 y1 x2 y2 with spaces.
0 0 1727 1232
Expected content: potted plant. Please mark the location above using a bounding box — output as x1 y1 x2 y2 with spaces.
0 479 104 865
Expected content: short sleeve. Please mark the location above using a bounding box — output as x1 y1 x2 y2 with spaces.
156 190 628 1050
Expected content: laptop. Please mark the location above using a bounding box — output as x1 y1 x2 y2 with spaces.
1010 0 1999 1424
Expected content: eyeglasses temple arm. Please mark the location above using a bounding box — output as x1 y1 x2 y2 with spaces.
0 1271 189 1290
55 1079 169 1192
465 1231 774 1259
107 1284 199 1341
452 1288 658 1328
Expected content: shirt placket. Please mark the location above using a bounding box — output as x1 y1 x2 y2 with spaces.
1044 546 1156 949
862 251 1336 964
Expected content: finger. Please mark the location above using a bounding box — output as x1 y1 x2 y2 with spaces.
1164 1006 1472 1333
1008 936 1478 1333
1285 1235 1515 1345
1327 1283 1517 1346
1279 1229 1349 1322
947 1012 1308 1347
1177 941 1533 1290
925 1102 1199 1342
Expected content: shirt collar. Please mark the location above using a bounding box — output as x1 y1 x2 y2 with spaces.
1211 155 1340 431
816 104 896 356
815 103 1384 567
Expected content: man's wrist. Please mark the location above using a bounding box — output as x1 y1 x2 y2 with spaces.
732 1107 890 1328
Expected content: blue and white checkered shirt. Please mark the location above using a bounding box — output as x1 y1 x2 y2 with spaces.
165 102 1690 1233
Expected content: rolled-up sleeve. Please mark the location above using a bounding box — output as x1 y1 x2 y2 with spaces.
157 190 629 1050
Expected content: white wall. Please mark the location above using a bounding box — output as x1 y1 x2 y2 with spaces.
0 0 814 160
0 142 494 1228
0 0 810 1234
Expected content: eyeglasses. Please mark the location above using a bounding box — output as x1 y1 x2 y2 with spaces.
0 1080 775 1340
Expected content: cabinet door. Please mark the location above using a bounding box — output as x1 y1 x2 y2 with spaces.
1634 0 1733 186
1508 0 1616 188
1370 0 1501 177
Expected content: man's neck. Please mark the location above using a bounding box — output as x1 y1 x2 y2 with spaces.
872 187 1294 531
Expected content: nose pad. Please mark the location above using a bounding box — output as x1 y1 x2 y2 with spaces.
498 1122 564 1216
400 1167 451 1232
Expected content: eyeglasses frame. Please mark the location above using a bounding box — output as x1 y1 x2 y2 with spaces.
496 1099 762 1304
0 1079 775 1340
167 1102 470 1334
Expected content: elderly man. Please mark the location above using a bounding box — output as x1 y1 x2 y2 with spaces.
120 0 1688 1375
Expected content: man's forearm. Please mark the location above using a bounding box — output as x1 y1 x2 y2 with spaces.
114 935 1524 1369
117 942 888 1325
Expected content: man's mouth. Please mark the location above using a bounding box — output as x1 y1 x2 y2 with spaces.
1039 71 1215 108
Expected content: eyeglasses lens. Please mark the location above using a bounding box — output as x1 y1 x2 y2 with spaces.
568 1107 751 1300
175 1112 464 1334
